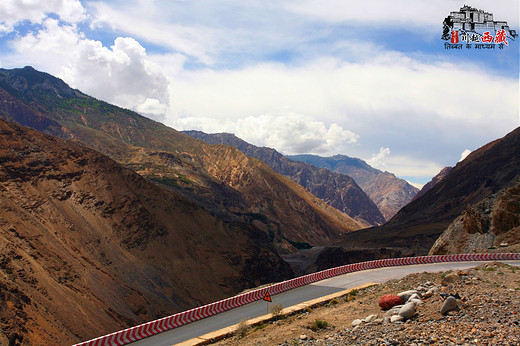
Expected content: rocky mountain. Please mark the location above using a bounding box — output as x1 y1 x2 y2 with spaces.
288 154 419 221
331 127 520 255
0 66 361 255
429 178 520 255
183 131 384 227
0 118 293 345
413 166 452 201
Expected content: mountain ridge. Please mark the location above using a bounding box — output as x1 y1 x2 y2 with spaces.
0 117 293 344
288 154 419 220
183 130 384 227
330 126 520 255
0 66 361 254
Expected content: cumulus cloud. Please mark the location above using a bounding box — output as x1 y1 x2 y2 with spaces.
0 0 87 32
237 113 358 154
367 147 391 169
9 19 170 119
459 149 472 162
167 55 518 164
175 112 359 155
1 0 517 184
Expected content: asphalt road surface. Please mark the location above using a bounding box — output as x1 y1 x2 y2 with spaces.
131 260 520 345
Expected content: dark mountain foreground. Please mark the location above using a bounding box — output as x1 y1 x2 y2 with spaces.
332 127 520 255
430 177 520 254
184 131 384 227
0 66 361 255
0 118 293 345
288 154 419 221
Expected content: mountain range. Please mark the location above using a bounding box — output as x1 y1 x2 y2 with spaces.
1 66 519 343
288 154 419 221
0 66 363 344
330 126 520 256
0 66 361 255
183 131 385 226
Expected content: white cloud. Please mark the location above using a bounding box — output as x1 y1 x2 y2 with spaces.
0 0 517 182
383 154 444 178
406 181 424 190
166 54 518 161
285 0 519 30
89 1 218 64
0 0 87 32
367 147 391 169
175 112 359 155
134 98 169 118
8 19 170 119
459 149 472 162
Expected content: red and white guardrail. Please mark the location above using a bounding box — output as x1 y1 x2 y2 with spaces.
74 252 520 346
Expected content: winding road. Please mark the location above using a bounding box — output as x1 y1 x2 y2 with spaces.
130 260 520 346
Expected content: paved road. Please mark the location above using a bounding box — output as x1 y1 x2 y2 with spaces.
131 260 520 346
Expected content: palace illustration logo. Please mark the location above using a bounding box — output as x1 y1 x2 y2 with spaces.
442 5 517 50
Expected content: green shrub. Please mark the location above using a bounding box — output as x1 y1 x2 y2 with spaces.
308 319 328 331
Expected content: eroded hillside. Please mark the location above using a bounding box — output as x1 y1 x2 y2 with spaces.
0 118 292 345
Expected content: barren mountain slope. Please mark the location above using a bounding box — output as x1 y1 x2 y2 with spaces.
0 66 361 253
183 131 384 227
288 154 418 221
0 118 293 345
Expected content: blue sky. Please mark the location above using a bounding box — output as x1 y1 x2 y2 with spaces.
1 0 518 187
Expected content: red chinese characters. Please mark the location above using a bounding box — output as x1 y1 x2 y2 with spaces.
451 30 459 43
494 29 509 45
481 31 493 43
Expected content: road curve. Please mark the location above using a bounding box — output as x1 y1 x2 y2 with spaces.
130 260 520 346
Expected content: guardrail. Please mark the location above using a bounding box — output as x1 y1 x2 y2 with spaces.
74 252 520 346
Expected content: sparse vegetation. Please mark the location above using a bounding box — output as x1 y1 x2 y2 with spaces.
235 320 249 338
252 323 268 332
346 288 358 301
329 299 338 306
308 319 328 331
482 267 497 271
270 304 283 317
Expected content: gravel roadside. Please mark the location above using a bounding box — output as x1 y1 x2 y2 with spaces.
214 262 520 346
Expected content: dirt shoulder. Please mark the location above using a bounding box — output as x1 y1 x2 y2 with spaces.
213 262 520 345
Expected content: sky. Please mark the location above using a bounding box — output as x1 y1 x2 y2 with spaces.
0 1 518 187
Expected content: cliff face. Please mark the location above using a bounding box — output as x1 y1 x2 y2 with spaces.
288 154 419 221
429 179 520 255
0 118 293 345
332 127 520 255
184 131 384 227
0 67 361 255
